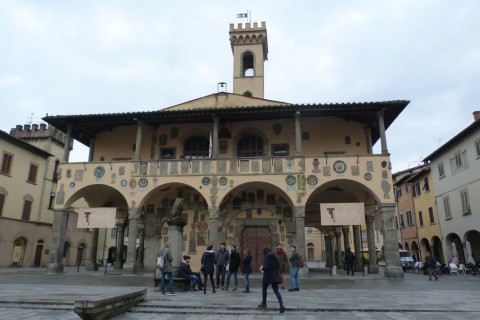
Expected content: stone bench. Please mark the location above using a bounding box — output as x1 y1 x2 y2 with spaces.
153 277 190 292
74 288 147 320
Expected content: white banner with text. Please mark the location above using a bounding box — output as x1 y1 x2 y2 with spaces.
320 203 365 226
77 207 116 228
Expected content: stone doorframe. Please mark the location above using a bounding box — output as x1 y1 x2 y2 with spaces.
232 218 280 250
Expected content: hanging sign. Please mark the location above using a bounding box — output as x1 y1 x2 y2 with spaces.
320 203 365 226
77 207 116 228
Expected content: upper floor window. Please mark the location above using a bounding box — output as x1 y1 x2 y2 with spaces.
184 136 209 159
399 213 405 228
443 196 452 219
405 184 411 193
428 207 435 224
423 177 430 192
0 193 5 217
271 144 289 156
475 138 480 158
237 135 263 157
27 163 38 184
438 162 445 178
1 152 13 175
406 210 414 226
418 211 424 226
21 199 32 221
395 187 402 199
413 182 421 197
460 189 471 215
451 150 468 174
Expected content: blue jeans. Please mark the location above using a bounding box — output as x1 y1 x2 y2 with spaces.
290 266 300 289
216 264 226 286
187 274 199 289
225 270 238 288
244 272 250 290
160 271 174 293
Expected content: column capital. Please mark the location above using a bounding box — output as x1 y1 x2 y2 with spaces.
128 208 141 220
294 205 305 218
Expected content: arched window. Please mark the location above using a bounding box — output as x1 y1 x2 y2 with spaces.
184 136 209 159
243 91 253 97
242 52 254 77
237 135 263 157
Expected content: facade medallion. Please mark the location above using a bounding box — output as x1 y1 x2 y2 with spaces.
219 176 228 186
364 173 372 181
333 160 347 174
94 166 105 178
285 175 296 186
138 178 148 188
201 177 211 186
307 175 318 186
120 179 128 187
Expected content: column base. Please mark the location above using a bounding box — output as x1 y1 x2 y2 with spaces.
299 266 309 277
46 263 64 273
368 264 379 274
86 263 99 271
113 260 123 270
384 266 404 278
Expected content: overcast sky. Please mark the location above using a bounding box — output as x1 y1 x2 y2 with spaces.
1 0 479 172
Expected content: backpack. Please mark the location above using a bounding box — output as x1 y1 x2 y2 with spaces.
157 256 164 270
298 254 305 268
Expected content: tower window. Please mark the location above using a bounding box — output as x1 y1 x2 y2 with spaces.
242 52 254 77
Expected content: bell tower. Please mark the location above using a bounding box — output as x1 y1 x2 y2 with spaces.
229 22 268 99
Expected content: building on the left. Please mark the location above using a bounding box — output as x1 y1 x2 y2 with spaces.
0 124 94 268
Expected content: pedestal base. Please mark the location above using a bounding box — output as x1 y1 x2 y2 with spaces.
46 263 64 273
368 264 379 274
384 266 404 278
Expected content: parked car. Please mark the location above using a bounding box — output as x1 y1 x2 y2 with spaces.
399 250 415 271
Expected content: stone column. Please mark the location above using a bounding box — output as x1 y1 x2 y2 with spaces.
134 121 143 160
294 206 306 259
125 208 140 274
208 205 219 250
335 228 344 269
380 204 404 278
366 215 379 274
46 209 70 273
352 225 362 271
86 228 99 271
294 111 302 156
342 226 350 254
114 224 125 270
212 117 219 158
364 127 373 154
137 228 145 268
62 125 72 162
324 234 332 268
329 232 336 266
377 110 389 155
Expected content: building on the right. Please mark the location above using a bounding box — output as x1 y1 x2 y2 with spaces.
423 111 480 266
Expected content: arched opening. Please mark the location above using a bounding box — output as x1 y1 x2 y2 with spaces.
243 91 253 97
237 134 264 157
34 240 44 267
12 237 27 267
183 135 209 159
307 242 315 261
242 51 254 77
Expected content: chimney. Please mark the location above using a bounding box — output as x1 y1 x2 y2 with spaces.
473 111 480 122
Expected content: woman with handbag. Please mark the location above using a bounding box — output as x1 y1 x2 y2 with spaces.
201 244 217 294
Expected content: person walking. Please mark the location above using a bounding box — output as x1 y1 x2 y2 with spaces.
288 244 301 291
425 250 439 281
242 249 252 293
345 247 356 276
215 243 229 289
224 244 241 290
257 247 285 314
158 242 175 295
275 243 289 290
201 244 217 294
179 255 201 291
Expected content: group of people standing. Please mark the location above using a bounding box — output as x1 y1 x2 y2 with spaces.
157 241 305 314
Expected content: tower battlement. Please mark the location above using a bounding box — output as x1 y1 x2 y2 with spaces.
229 21 267 32
10 123 71 149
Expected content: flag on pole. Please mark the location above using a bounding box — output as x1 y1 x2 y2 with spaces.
236 13 248 18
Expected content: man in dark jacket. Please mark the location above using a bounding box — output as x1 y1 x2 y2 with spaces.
215 243 229 288
179 255 203 291
258 247 285 313
345 247 355 276
224 244 241 290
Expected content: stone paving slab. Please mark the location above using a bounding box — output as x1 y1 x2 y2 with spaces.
0 267 479 319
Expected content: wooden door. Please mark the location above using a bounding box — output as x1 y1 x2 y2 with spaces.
34 244 43 267
241 227 272 273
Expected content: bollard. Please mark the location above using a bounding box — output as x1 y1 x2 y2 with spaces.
332 265 337 276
